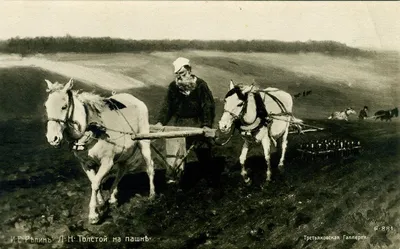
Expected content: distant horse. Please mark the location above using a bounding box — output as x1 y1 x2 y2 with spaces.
374 107 399 121
44 79 155 224
306 90 312 96
293 93 301 98
328 107 356 121
218 80 302 184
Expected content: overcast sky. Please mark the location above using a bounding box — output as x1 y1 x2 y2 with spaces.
0 1 399 50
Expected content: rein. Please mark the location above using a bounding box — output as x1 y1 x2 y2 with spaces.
262 91 288 114
214 126 235 146
223 108 242 121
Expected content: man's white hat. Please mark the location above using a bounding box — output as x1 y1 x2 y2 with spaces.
173 57 190 73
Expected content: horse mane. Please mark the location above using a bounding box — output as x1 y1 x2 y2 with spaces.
225 86 246 100
75 91 106 114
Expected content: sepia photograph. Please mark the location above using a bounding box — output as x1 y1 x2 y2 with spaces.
0 1 399 249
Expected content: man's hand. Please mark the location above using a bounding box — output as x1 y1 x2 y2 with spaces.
202 126 215 138
154 122 163 128
153 122 164 131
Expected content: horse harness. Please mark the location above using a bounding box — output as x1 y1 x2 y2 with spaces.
224 87 293 141
238 92 270 137
73 98 130 152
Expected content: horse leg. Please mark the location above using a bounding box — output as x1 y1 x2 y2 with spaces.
261 137 272 182
239 140 251 185
81 166 105 206
109 164 127 205
278 125 289 173
89 158 113 224
139 140 155 199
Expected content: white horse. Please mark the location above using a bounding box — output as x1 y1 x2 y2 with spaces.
44 79 155 224
218 81 302 184
328 107 356 121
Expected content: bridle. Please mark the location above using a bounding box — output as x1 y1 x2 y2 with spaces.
46 90 83 134
215 94 248 146
222 87 249 124
223 102 246 122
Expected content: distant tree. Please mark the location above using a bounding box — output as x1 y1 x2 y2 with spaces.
0 36 375 57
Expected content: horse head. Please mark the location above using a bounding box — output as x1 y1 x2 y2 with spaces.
218 80 253 133
44 78 79 146
392 107 399 117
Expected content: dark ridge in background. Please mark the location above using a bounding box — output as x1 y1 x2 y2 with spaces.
0 36 375 57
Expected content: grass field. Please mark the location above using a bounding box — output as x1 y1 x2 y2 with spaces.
23 50 400 119
0 51 399 249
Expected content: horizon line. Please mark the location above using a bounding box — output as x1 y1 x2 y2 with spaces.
1 36 399 53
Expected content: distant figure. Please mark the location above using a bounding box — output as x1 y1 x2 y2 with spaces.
374 107 399 122
303 91 306 97
328 107 357 121
306 90 312 96
358 106 369 120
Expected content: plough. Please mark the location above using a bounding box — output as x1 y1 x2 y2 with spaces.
297 139 362 160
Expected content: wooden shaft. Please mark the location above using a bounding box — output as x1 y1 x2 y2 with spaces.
289 128 323 134
133 128 216 140
149 125 206 132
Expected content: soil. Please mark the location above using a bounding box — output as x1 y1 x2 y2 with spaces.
0 118 399 249
0 54 399 249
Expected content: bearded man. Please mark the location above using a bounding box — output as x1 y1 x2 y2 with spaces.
155 57 216 183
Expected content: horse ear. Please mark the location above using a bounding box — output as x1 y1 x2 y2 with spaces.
229 80 235 90
250 84 255 91
63 78 74 91
45 79 53 91
242 85 253 94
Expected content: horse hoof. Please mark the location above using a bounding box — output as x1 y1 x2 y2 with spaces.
244 177 252 186
89 215 100 225
109 198 118 207
97 200 105 207
167 179 178 184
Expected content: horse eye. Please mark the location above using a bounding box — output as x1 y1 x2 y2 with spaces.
61 105 68 110
238 102 244 107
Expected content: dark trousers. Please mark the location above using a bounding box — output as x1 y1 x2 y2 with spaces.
184 135 218 186
170 117 217 184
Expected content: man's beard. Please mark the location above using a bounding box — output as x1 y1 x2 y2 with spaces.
176 77 197 93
